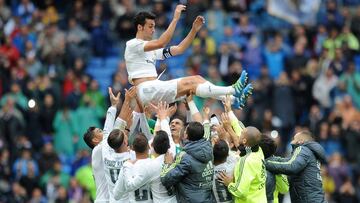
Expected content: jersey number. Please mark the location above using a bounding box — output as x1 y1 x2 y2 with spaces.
109 169 120 184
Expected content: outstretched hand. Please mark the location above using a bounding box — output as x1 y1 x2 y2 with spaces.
203 106 210 120
150 101 177 120
222 95 232 112
192 16 205 32
173 4 186 21
108 87 120 107
220 113 232 130
124 86 137 104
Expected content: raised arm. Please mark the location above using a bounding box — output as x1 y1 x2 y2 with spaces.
134 94 153 140
114 87 136 130
144 5 186 52
223 95 245 138
202 107 211 141
186 94 202 123
103 87 121 140
152 101 177 155
170 16 205 56
153 101 171 135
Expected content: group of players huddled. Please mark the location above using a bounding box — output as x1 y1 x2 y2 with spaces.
83 4 327 203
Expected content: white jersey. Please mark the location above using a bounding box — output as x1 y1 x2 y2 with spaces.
92 106 118 203
124 38 164 82
92 144 108 203
103 146 136 203
213 153 238 203
150 155 177 203
113 156 177 203
101 107 136 203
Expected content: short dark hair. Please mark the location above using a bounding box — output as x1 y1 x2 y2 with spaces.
259 134 277 159
186 122 204 141
83 127 96 149
153 131 170 155
133 133 148 153
170 116 186 126
133 12 156 30
213 139 229 163
108 129 125 150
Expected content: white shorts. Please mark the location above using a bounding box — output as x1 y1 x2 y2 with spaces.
137 79 181 105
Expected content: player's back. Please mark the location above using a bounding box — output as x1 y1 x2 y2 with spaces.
128 158 154 203
213 153 237 203
102 143 135 203
92 142 109 203
150 155 177 203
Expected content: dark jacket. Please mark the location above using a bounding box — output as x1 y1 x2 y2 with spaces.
266 170 276 202
161 123 215 203
265 141 327 203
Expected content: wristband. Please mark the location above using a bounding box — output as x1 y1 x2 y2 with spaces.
188 100 199 115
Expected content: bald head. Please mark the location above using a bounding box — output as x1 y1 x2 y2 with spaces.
243 126 261 147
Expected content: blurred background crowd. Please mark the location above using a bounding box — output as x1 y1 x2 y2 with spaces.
1 0 360 202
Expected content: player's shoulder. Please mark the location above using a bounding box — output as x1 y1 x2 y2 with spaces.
92 143 103 156
126 38 145 47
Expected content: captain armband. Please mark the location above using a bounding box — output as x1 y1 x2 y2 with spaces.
163 47 173 59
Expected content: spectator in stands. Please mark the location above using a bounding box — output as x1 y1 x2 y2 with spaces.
205 0 230 45
0 0 11 23
40 160 70 197
38 142 60 175
272 72 295 150
114 1 136 41
339 62 360 109
66 18 90 63
193 27 217 56
344 121 360 164
263 34 286 79
16 0 36 24
12 24 37 56
0 36 20 68
39 93 57 136
313 66 338 113
53 105 77 157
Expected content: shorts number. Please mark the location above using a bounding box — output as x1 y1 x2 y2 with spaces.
135 185 152 201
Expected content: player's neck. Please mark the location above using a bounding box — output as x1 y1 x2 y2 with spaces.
153 153 160 158
116 145 128 153
136 33 146 41
214 159 226 166
135 152 148 160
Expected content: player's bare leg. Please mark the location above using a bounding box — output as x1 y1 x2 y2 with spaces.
175 71 253 109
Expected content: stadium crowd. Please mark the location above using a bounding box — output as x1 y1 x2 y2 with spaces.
1 0 360 202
